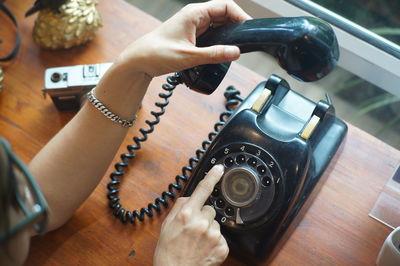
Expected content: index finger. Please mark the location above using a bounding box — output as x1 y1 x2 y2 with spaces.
187 164 225 210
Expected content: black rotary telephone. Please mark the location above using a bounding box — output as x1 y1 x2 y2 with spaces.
106 17 347 264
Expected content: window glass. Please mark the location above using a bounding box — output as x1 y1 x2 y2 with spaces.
315 68 399 150
311 0 400 46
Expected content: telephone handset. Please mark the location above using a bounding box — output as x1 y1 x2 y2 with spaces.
106 17 347 264
181 17 339 94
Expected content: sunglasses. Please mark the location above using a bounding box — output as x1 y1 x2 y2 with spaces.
0 138 48 244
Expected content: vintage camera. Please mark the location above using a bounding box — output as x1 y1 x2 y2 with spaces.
42 63 112 110
182 75 347 264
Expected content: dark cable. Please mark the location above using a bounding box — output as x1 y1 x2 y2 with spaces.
106 75 243 224
0 3 21 62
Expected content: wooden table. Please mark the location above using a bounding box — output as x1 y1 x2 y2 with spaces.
1 0 399 265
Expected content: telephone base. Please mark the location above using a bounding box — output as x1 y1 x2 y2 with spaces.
183 74 347 264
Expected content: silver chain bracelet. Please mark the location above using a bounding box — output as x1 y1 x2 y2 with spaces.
87 89 137 128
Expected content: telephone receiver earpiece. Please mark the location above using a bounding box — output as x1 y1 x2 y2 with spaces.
180 17 340 94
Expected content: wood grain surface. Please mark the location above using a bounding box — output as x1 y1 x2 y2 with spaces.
1 0 399 265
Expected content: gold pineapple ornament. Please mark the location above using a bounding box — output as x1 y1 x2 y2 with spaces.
26 0 102 50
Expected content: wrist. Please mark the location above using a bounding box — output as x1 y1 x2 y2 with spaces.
153 245 176 266
112 51 153 81
114 37 154 78
115 32 167 78
92 60 152 120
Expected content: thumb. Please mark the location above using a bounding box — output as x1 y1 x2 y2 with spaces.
193 45 240 65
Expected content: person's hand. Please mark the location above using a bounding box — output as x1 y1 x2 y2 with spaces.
153 164 228 266
116 0 252 78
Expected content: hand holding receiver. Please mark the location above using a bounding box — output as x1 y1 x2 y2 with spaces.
181 17 340 94
114 0 251 78
154 165 228 266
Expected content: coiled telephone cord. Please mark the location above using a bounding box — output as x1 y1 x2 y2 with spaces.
106 73 243 224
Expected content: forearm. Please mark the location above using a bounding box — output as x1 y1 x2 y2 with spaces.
29 61 152 231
